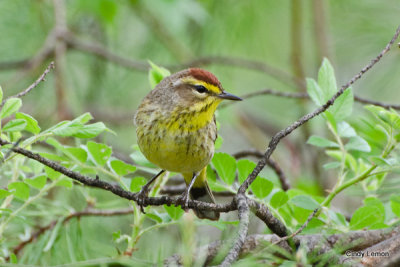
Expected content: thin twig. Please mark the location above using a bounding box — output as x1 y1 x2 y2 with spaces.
8 208 133 259
233 149 290 191
221 194 250 266
239 25 400 195
0 62 55 107
273 208 318 245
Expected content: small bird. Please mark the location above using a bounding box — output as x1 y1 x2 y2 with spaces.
134 68 242 220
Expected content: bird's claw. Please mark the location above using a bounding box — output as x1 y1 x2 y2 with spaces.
175 191 190 211
136 187 150 214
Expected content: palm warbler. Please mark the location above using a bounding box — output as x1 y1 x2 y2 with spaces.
134 68 241 220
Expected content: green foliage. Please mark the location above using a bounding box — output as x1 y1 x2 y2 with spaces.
148 61 171 89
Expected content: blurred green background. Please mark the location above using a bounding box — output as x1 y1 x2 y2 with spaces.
0 0 400 264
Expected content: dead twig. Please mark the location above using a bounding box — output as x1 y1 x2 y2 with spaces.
0 62 55 108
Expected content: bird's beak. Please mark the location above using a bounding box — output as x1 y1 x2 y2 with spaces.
217 91 242 101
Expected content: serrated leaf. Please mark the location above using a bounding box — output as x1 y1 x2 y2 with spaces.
345 136 371 152
0 98 22 119
306 78 323 106
318 58 337 101
87 141 112 166
307 135 339 148
250 176 273 199
130 177 147 192
290 195 319 210
211 152 236 185
64 147 87 163
329 88 353 121
72 122 107 138
337 121 356 137
73 112 93 124
390 195 400 218
8 182 30 200
2 119 26 132
15 112 41 134
25 175 47 189
110 159 136 176
148 61 171 88
350 205 384 230
163 204 184 220
0 189 12 199
270 191 288 208
237 159 256 184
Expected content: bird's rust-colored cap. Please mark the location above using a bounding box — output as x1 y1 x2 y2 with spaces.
188 68 221 87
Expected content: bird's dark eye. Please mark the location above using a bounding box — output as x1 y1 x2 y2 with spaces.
194 85 207 94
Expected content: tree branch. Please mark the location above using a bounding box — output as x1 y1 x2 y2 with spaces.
233 149 290 191
0 62 55 108
221 194 250 266
238 25 400 194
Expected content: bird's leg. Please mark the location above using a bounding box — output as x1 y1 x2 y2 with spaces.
137 170 165 213
176 172 199 210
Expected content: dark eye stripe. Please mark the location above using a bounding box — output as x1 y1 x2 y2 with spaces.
193 85 208 94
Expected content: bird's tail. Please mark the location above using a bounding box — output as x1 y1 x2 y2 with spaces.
183 167 220 221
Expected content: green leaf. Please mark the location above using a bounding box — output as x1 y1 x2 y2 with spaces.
0 189 12 199
72 122 108 138
0 98 22 119
0 85 3 103
211 152 236 185
145 213 163 223
110 159 137 176
15 112 41 134
270 191 288 208
163 204 184 220
318 58 337 101
345 136 371 152
350 205 384 230
390 195 400 218
250 176 273 199
72 112 93 124
290 195 319 211
130 177 147 192
329 88 353 121
307 135 339 148
43 219 63 252
8 182 30 200
87 141 112 166
148 61 171 89
55 178 73 188
9 253 17 264
337 121 356 137
323 161 341 169
237 159 256 184
64 147 87 163
369 156 391 166
326 150 357 171
44 166 63 180
25 175 47 189
214 135 223 150
2 119 26 132
52 121 82 137
306 78 323 106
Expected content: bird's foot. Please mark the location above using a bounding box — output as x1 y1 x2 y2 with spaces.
136 186 150 213
175 191 190 211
